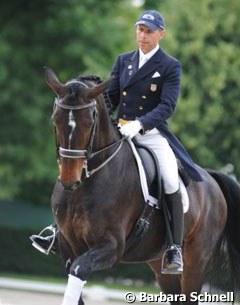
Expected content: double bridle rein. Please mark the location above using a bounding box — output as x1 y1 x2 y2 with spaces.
53 81 126 180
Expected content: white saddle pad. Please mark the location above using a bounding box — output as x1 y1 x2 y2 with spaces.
128 138 189 213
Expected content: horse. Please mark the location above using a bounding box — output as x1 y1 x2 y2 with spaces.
44 67 240 305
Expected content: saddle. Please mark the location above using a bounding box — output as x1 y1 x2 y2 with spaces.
134 140 190 204
125 139 190 252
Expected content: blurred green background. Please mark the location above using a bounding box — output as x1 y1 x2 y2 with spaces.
0 0 239 286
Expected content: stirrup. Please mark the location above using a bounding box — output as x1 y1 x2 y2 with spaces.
161 245 183 275
30 225 57 255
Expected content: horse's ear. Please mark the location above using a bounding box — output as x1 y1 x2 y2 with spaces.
44 67 63 95
87 77 113 99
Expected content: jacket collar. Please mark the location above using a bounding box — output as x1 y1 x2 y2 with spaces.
139 45 160 64
123 48 165 88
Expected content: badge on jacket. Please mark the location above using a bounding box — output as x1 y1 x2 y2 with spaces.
150 84 157 92
128 65 133 76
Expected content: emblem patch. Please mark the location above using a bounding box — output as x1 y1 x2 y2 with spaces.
142 14 154 21
128 65 133 76
150 84 157 92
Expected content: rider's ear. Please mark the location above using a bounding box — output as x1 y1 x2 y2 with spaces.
44 67 65 96
87 77 113 99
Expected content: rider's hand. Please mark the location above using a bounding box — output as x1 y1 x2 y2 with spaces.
119 120 142 138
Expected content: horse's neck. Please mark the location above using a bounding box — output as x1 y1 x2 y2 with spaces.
94 101 120 151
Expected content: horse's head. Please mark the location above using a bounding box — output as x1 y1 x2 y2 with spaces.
45 67 111 190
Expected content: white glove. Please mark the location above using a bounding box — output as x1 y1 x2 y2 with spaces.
119 120 142 138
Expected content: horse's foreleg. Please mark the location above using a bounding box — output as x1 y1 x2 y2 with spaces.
62 236 120 305
70 235 119 278
57 234 75 272
57 235 86 305
180 266 204 305
147 260 182 305
77 297 84 305
180 240 211 305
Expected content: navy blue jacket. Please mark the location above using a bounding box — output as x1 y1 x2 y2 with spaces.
108 48 202 181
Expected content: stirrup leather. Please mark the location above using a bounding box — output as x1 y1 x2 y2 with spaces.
161 245 183 275
31 225 57 255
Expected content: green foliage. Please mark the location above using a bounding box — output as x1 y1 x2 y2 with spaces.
0 1 238 289
0 0 239 205
0 0 138 203
0 199 53 229
156 0 240 176
0 225 154 282
0 225 231 287
0 226 64 276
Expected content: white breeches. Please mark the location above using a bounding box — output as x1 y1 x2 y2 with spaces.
135 128 179 194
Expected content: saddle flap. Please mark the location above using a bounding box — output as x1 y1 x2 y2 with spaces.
135 143 159 200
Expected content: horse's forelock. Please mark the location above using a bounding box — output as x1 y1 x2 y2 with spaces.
69 82 80 98
78 76 117 124
64 76 101 100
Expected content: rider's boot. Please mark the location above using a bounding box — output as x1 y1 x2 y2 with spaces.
162 189 184 274
30 224 58 255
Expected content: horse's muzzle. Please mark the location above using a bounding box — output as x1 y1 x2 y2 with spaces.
59 179 82 191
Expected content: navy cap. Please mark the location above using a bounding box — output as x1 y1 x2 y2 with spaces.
135 10 165 31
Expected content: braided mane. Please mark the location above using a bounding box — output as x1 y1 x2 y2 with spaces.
76 75 118 127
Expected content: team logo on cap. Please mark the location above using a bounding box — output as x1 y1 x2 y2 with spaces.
142 14 154 20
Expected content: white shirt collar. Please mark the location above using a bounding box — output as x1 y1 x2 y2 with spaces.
139 45 159 62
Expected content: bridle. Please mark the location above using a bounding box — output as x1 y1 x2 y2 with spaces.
53 80 126 180
54 97 98 160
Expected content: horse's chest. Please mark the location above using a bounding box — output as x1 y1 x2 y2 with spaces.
51 181 81 224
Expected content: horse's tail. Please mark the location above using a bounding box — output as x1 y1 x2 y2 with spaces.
207 169 240 290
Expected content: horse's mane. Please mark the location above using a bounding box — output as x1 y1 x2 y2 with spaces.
76 75 118 127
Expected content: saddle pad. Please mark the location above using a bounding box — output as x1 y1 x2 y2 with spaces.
127 138 189 213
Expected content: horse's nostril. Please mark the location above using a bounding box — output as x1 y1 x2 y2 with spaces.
75 180 81 187
60 180 81 191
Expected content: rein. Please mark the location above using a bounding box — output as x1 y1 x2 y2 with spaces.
53 83 126 180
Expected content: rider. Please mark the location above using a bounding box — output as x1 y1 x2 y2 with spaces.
30 10 202 274
107 10 202 273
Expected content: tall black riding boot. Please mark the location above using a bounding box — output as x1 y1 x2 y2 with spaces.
30 223 59 255
162 189 184 274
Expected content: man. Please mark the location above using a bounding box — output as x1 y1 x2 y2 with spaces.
107 10 202 274
31 10 202 274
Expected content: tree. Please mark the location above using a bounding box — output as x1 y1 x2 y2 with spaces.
0 0 138 204
2 0 239 206
145 0 240 177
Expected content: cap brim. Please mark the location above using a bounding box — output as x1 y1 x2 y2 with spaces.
135 20 163 31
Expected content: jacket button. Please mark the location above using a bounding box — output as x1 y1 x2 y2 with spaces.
122 103 126 106
142 95 147 99
122 114 127 119
122 91 127 96
139 106 143 110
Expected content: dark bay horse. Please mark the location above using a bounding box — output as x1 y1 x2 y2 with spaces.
45 67 240 305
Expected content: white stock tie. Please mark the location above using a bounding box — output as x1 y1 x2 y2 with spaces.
138 56 148 69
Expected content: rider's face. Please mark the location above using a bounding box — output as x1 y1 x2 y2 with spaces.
136 24 165 54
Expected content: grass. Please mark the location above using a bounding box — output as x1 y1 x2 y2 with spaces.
0 272 160 293
0 272 66 284
2 273 239 303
